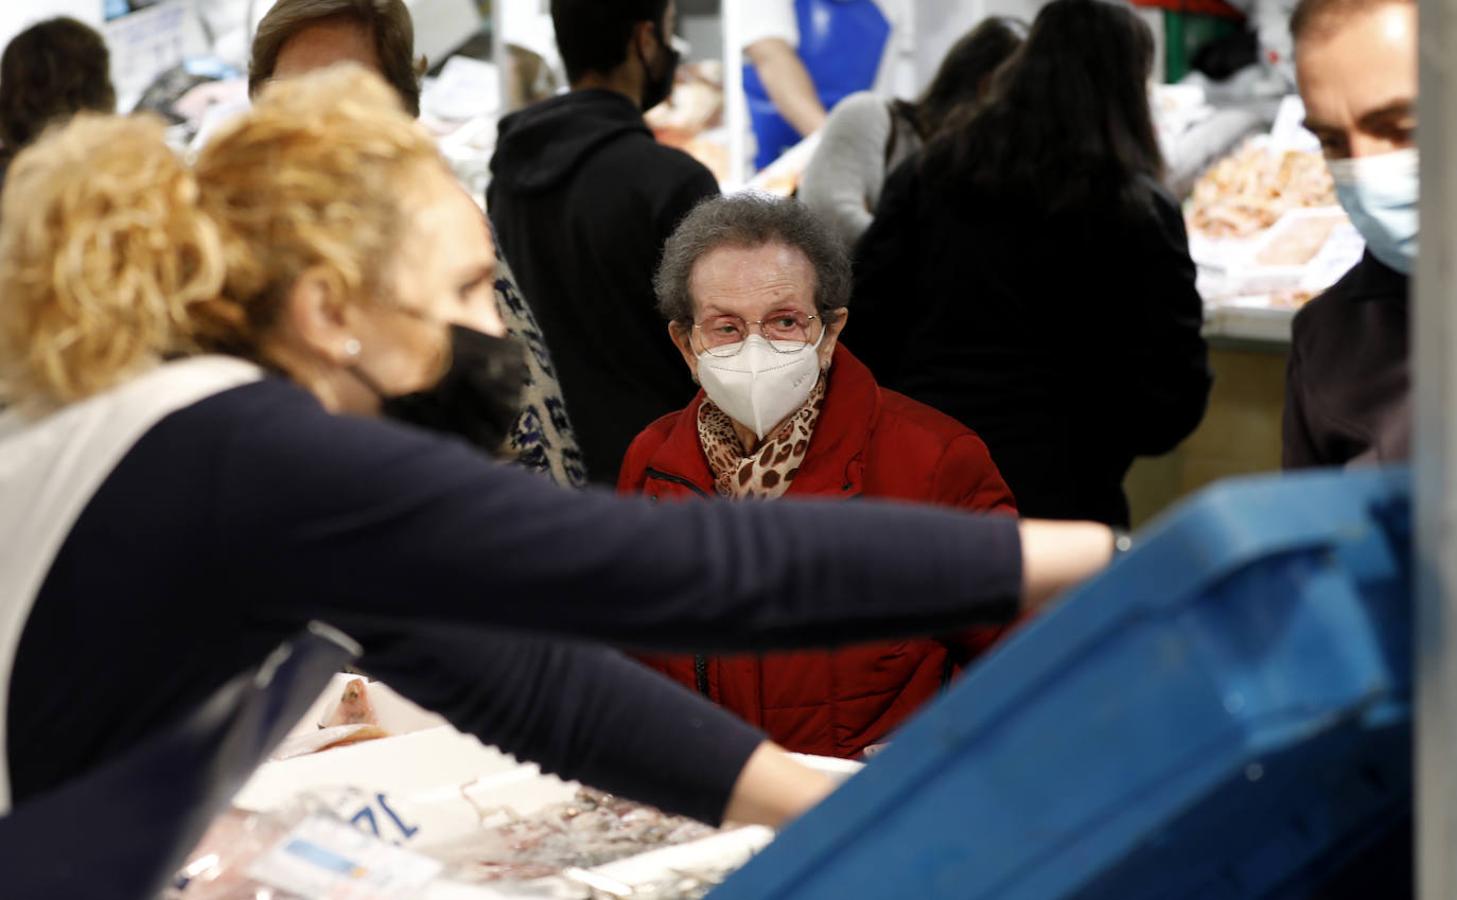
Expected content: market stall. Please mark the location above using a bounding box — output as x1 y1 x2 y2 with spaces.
168 676 860 899
1129 92 1365 524
0 2 1426 895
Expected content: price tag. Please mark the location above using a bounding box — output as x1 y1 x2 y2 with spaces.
247 815 443 900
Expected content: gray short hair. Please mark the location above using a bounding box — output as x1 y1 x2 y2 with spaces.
655 194 852 324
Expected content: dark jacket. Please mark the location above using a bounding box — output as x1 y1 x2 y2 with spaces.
488 90 719 484
1283 253 1410 470
849 163 1212 526
618 347 1018 758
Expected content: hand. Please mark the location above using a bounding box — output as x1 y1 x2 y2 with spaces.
1017 520 1117 611
723 741 836 827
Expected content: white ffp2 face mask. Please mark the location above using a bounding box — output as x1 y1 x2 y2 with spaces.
696 334 825 440
1328 148 1419 275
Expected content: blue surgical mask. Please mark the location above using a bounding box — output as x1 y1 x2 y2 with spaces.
1327 148 1419 275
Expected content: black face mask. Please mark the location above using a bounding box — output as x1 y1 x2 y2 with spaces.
638 24 680 112
360 324 529 458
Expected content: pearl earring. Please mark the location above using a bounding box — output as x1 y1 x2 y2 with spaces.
343 338 362 359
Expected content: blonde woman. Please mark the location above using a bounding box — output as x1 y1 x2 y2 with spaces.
0 67 1116 822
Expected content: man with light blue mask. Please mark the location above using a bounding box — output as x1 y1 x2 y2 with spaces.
1282 0 1416 469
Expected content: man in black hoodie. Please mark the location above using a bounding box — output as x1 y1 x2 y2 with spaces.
488 0 719 485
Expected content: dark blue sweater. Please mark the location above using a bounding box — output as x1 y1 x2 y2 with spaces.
9 377 1022 822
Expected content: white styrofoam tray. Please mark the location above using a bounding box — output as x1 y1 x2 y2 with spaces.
235 677 862 897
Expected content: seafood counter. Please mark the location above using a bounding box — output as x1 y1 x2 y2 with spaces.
167 676 858 900
1182 97 1365 346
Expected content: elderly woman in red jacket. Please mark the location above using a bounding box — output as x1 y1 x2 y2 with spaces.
619 195 1017 759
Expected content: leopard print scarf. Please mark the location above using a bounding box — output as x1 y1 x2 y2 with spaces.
698 377 827 499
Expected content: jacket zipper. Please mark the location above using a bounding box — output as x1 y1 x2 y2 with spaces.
693 654 711 698
643 467 710 498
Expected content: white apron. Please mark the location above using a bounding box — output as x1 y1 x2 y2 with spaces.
0 356 261 814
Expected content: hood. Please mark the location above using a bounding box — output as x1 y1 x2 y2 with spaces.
491 90 649 194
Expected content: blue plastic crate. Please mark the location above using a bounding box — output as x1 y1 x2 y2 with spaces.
715 467 1411 899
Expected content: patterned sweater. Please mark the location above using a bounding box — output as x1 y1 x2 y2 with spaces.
496 253 588 488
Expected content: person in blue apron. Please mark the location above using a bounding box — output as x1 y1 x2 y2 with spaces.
742 0 895 170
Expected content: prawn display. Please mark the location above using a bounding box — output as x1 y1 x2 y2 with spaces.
1188 141 1337 240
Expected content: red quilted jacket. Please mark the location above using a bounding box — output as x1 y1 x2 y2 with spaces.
618 345 1018 758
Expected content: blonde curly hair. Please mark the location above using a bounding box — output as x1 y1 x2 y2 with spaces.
0 113 225 407
0 66 446 409
193 64 444 364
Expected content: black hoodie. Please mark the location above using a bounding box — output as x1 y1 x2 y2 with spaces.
488 90 719 485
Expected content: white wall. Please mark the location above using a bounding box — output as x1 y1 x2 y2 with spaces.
909 0 1051 92
0 1 105 53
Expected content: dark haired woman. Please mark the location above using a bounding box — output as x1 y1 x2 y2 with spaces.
0 17 116 190
850 0 1212 527
799 17 1025 248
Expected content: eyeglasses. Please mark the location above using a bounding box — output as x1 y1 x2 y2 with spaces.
691 310 822 358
